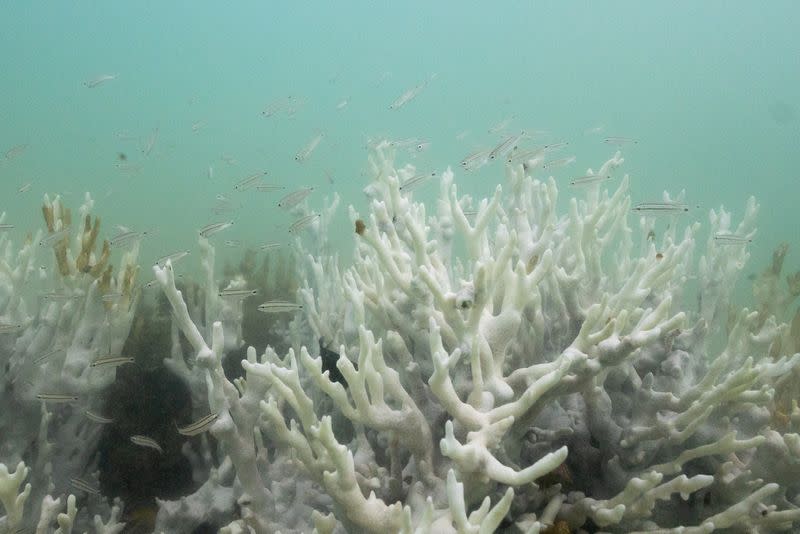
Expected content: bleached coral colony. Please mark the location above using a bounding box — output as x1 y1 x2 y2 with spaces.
3 143 800 533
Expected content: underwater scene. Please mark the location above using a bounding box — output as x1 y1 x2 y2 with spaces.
1 2 800 533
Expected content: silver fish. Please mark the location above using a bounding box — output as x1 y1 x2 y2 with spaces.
569 174 612 187
713 233 752 245
289 213 320 234
85 410 114 424
70 477 101 495
83 74 117 88
295 133 324 162
542 156 576 170
0 323 23 334
199 221 233 238
258 301 304 313
604 136 637 146
632 201 691 214
130 434 163 454
399 172 437 192
39 227 71 247
90 356 135 368
36 393 79 403
278 187 314 209
234 171 268 191
155 250 190 267
218 288 259 299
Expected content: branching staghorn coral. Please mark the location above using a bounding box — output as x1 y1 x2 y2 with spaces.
0 194 140 532
144 142 800 533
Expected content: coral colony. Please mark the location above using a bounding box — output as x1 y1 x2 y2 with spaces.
3 142 800 533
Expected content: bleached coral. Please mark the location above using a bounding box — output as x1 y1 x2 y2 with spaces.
0 194 138 532
143 141 800 532
2 136 799 533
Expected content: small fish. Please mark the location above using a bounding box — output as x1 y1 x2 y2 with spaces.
84 410 114 424
83 74 117 88
36 393 79 403
289 213 320 234
141 127 159 156
5 143 29 160
488 117 513 134
569 174 612 187
114 162 142 174
176 412 219 436
208 165 214 180
199 221 233 238
295 132 324 162
220 154 238 166
255 184 286 192
278 187 314 209
41 292 81 301
101 292 122 302
542 156 576 170
0 224 15 231
506 147 545 165
130 434 163 454
70 477 101 495
604 136 637 146
109 230 147 248
218 288 259 299
543 141 569 152
38 227 71 247
415 141 431 152
155 250 190 267
223 239 242 248
18 182 32 193
259 242 282 251
90 356 135 368
335 97 349 110
0 323 23 334
460 148 491 172
191 120 206 132
489 132 526 161
213 195 240 214
257 301 304 313
261 95 299 117
585 125 605 134
234 171 268 191
632 201 691 214
399 171 437 192
713 233 753 245
34 347 65 365
389 80 428 110
323 168 335 184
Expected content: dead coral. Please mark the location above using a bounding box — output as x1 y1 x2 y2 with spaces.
753 242 800 324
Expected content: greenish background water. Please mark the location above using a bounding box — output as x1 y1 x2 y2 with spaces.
1 1 798 306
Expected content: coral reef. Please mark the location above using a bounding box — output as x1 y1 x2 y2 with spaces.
3 144 800 533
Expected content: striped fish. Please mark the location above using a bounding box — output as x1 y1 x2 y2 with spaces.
85 410 114 424
199 221 233 238
277 187 314 209
176 412 219 436
218 288 259 299
130 434 163 454
70 477 101 495
90 356 135 368
257 301 303 313
288 213 320 234
36 393 79 403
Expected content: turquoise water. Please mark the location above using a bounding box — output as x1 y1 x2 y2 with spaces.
1 2 798 302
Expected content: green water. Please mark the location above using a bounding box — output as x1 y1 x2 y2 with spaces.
1 2 798 305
